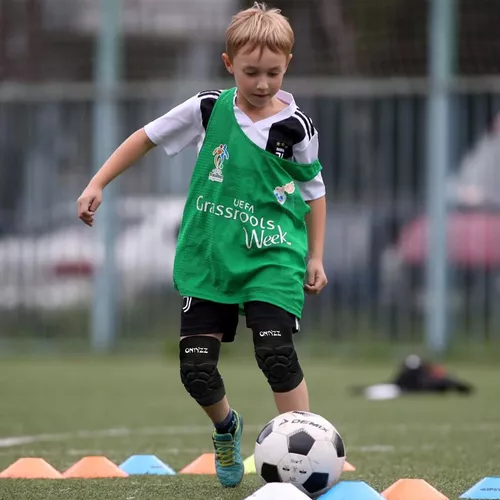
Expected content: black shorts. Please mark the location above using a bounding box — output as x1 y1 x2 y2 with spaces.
180 297 300 342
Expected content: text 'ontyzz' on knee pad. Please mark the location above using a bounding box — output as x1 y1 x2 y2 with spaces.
179 336 225 407
252 326 304 393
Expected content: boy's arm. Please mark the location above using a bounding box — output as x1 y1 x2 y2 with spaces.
77 129 155 226
144 93 209 156
89 91 207 189
78 92 207 226
304 196 328 294
91 129 155 189
292 119 328 293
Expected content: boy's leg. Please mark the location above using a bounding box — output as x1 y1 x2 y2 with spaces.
245 301 310 413
179 297 244 488
180 332 230 422
273 378 310 413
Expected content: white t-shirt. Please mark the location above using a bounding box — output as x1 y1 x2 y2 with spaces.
144 89 326 201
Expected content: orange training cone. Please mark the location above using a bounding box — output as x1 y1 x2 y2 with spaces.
63 456 128 478
343 460 356 471
382 478 449 500
180 453 216 474
0 458 63 479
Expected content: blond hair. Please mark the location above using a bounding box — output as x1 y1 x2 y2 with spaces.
225 2 294 59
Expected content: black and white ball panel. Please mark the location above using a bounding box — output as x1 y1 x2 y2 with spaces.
260 463 281 483
333 432 346 458
255 411 346 498
255 432 288 466
278 453 313 484
303 472 331 496
288 430 316 456
256 420 274 444
272 412 336 441
308 440 345 477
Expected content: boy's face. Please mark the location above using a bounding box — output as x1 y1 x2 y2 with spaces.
222 45 292 109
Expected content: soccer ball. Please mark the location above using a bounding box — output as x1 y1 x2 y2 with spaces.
254 411 346 498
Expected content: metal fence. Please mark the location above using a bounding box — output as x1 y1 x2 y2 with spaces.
1 0 500 354
1 81 500 351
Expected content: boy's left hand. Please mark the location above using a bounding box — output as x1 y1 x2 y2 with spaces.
304 258 328 295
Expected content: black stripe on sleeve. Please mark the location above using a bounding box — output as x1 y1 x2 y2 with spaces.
265 116 307 159
295 110 313 140
198 89 222 98
200 97 217 130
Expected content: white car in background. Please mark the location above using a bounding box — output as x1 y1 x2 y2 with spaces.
0 196 186 311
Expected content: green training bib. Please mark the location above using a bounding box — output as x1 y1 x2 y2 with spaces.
173 88 322 318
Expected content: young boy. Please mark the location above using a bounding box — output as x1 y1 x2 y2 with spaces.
77 2 327 488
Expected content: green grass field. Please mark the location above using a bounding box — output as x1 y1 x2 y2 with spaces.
0 351 498 500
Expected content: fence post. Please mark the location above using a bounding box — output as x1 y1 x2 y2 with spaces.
425 0 457 355
91 0 122 352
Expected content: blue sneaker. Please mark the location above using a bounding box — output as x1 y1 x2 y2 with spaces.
212 411 244 488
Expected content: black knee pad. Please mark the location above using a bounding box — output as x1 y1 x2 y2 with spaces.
252 326 304 393
179 336 225 407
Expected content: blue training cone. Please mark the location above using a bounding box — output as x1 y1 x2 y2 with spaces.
119 455 176 475
318 480 384 500
460 477 500 499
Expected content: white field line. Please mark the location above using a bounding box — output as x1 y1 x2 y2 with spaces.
0 425 266 448
0 445 400 457
0 444 445 462
0 447 211 457
0 421 497 449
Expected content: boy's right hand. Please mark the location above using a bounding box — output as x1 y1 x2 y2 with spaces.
77 184 103 227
